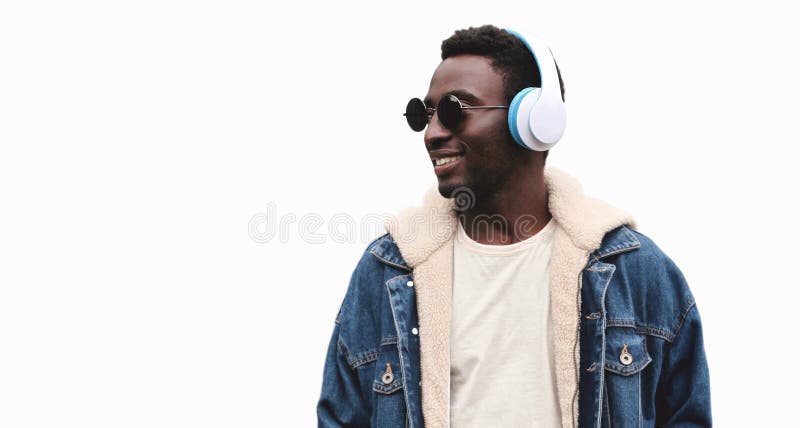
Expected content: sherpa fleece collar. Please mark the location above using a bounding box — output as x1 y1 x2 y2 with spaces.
383 166 637 428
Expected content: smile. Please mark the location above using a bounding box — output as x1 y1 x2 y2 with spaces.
434 155 463 166
432 154 465 174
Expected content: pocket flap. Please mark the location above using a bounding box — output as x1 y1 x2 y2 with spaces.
372 349 404 395
603 327 652 376
372 375 403 394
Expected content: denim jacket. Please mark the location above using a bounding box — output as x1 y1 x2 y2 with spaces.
317 167 711 427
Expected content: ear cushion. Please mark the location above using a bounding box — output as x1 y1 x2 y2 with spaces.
508 87 553 151
508 87 534 148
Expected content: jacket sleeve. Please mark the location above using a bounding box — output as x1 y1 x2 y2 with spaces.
655 301 712 427
317 255 373 428
316 319 370 427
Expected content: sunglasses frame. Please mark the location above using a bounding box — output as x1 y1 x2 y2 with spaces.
404 93 509 132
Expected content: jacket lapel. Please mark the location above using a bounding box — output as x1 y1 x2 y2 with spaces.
385 167 637 428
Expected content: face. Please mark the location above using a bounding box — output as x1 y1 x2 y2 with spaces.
423 54 523 199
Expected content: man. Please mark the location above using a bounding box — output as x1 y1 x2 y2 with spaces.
317 25 711 427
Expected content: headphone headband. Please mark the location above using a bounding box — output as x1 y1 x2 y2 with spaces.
503 29 562 104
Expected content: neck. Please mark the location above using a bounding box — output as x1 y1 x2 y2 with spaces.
458 166 551 245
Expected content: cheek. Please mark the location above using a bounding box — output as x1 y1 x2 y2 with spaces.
463 115 513 157
463 112 507 140
470 128 519 179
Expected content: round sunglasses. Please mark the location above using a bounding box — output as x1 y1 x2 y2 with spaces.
404 94 509 132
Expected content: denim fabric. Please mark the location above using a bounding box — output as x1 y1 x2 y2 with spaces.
577 227 711 427
317 225 711 427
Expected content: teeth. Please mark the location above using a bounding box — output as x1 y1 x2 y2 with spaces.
435 156 462 166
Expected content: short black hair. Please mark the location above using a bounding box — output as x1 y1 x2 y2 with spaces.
441 24 565 104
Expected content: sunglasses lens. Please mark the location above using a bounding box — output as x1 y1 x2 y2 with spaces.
405 98 429 132
438 94 463 130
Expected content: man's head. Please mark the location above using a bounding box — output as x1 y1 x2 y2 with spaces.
422 25 565 198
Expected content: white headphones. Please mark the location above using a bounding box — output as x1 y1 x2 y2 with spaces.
503 29 567 151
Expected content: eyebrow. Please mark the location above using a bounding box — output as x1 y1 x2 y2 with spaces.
423 89 481 107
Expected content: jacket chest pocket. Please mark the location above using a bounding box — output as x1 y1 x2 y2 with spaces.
371 341 409 428
601 327 652 428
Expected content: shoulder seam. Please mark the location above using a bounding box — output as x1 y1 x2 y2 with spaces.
672 298 697 340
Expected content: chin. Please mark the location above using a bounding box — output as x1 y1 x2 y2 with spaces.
436 179 472 200
437 185 452 199
436 181 458 199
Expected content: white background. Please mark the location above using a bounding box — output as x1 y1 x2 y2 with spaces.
1 0 798 426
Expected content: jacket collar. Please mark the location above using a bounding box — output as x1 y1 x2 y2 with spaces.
369 239 411 272
372 167 640 270
370 221 641 271
378 166 637 428
591 223 641 261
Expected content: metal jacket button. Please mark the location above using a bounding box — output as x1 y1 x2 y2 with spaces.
381 363 394 384
411 327 418 335
406 280 414 287
619 343 633 365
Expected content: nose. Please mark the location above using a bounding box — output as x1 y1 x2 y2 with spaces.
424 109 453 150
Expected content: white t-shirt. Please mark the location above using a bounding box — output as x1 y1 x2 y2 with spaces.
450 217 562 427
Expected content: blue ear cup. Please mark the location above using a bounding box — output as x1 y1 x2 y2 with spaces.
503 29 567 151
508 87 537 149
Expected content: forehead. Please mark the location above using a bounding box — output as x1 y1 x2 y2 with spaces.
425 54 505 105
